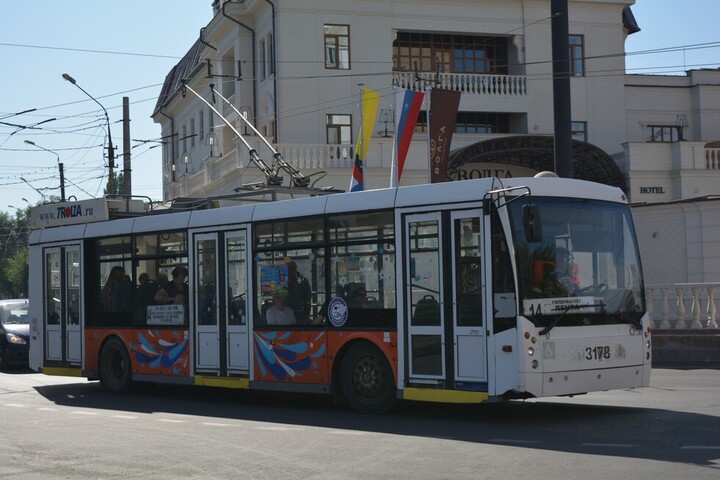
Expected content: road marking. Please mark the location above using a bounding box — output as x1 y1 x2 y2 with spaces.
328 430 367 435
37 407 57 411
2 403 25 408
582 443 638 448
71 411 99 415
156 418 185 423
489 439 540 445
254 426 302 431
202 422 235 427
110 414 138 419
681 445 720 450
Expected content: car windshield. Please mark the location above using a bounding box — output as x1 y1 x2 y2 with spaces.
1 303 29 324
507 197 644 327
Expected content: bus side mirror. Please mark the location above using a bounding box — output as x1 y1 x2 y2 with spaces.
522 204 542 243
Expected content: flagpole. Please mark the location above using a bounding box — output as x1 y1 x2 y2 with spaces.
350 83 365 192
425 83 432 184
390 83 398 188
358 82 364 182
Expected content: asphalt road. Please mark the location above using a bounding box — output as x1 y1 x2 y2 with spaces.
0 368 718 479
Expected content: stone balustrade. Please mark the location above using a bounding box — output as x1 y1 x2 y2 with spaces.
646 283 720 330
393 72 527 96
705 148 720 170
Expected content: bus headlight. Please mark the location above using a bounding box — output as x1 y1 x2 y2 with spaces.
527 347 535 356
6 333 26 345
531 359 539 369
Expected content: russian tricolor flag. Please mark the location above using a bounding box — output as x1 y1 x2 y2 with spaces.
390 88 425 187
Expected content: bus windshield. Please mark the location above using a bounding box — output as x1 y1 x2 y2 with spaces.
508 197 644 327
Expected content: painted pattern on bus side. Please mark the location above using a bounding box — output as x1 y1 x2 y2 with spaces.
253 331 329 383
85 329 190 376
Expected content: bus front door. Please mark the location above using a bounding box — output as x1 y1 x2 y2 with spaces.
404 211 487 387
193 230 249 376
43 245 82 367
450 210 486 383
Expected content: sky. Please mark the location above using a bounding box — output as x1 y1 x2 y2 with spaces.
1 0 719 215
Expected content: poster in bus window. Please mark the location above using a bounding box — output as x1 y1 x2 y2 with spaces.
261 265 288 294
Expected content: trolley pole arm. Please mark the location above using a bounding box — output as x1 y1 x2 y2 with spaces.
182 82 283 185
210 86 313 188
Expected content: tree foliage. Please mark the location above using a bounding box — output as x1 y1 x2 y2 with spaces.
0 208 30 298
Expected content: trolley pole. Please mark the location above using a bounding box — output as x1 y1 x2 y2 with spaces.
551 0 573 178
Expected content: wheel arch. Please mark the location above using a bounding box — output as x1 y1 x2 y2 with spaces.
329 333 398 396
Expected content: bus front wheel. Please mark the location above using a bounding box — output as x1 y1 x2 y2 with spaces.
340 342 395 414
99 337 134 393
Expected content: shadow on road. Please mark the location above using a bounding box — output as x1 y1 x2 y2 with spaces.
34 379 720 468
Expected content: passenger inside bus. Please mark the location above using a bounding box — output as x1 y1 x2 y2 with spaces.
348 285 368 309
265 293 296 325
285 261 311 324
154 266 189 307
133 272 157 323
101 266 132 312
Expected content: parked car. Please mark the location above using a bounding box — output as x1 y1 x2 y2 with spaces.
0 299 30 370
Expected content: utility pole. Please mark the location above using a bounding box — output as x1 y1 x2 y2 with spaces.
551 0 573 178
123 96 132 196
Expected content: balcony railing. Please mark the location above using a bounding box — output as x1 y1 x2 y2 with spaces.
705 148 720 170
393 71 527 97
646 283 720 330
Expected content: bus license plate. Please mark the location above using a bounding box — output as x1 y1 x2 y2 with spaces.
584 345 612 361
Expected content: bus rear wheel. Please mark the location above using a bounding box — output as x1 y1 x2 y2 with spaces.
340 342 395 414
99 337 134 393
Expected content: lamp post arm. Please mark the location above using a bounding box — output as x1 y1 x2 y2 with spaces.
63 73 115 195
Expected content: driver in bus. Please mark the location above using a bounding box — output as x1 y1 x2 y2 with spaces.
542 247 580 296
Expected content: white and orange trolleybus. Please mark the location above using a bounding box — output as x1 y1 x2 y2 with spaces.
28 176 651 413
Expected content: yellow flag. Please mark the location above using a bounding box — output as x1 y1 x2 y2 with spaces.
350 88 380 191
360 88 380 161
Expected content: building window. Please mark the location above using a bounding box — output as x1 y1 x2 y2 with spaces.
267 32 275 76
646 125 680 143
260 33 275 79
393 33 508 75
416 112 510 134
571 121 587 142
326 114 352 145
190 119 196 147
182 125 187 156
260 38 267 79
199 110 204 142
324 24 350 70
569 35 585 77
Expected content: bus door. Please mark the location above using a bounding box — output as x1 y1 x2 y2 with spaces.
405 213 446 381
193 230 249 375
450 210 486 383
43 245 82 366
404 211 487 386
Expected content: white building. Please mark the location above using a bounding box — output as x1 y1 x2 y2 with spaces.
152 0 720 288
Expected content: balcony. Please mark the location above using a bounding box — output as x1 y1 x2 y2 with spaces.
393 71 527 97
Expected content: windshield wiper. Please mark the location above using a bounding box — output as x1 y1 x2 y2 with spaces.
539 303 605 336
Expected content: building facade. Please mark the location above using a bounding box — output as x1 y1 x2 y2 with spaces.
152 0 720 286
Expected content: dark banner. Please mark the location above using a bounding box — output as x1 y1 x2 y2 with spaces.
429 88 461 183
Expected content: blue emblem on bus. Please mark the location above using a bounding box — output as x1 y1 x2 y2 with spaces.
328 297 348 327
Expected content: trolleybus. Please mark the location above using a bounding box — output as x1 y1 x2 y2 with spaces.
28 176 651 413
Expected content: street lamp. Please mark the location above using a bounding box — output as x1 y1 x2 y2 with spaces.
20 177 47 203
62 73 115 195
24 140 66 202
